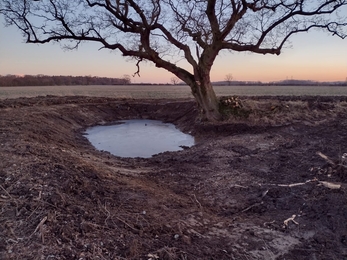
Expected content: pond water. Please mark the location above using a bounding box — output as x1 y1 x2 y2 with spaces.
84 119 195 158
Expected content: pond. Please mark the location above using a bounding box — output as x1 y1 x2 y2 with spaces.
84 119 195 158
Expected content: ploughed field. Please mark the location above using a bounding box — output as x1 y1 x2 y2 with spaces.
1 95 347 259
1 84 347 100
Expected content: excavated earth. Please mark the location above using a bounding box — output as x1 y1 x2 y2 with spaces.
1 95 347 260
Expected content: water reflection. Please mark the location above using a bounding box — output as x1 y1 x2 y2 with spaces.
85 119 195 158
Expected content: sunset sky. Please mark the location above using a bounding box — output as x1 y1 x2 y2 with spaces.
0 16 346 84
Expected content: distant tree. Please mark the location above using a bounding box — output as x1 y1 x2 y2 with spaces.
171 77 180 85
1 1 346 120
122 74 131 85
225 73 234 86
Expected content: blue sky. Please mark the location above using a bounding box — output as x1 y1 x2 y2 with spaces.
0 16 346 84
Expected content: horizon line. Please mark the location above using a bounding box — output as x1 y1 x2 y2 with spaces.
1 74 346 84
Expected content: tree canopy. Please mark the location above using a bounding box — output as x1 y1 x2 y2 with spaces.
1 0 346 120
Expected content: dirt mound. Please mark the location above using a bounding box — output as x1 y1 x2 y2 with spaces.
1 96 347 259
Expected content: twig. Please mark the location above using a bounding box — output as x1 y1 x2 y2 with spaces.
261 189 269 199
277 179 315 187
147 253 159 260
0 184 13 199
317 152 335 165
275 178 343 190
80 221 111 230
240 202 263 213
6 239 19 244
283 214 299 228
319 181 341 189
263 220 276 227
337 163 347 169
230 184 247 189
31 216 47 236
40 223 45 243
26 205 40 221
115 216 139 232
103 203 111 226
191 194 202 209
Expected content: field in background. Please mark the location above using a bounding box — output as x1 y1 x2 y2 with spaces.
1 85 347 100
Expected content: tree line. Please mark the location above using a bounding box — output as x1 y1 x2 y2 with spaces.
0 74 131 87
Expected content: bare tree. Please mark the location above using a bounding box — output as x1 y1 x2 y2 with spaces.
122 74 131 85
225 73 233 86
170 77 180 85
1 1 346 121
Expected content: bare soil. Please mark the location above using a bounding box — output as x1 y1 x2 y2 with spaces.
1 95 347 260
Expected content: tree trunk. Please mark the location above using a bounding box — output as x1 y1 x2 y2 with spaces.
191 80 221 122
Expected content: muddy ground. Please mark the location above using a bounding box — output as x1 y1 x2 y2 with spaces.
1 95 347 260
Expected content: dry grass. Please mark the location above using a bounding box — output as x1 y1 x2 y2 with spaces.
226 97 347 126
